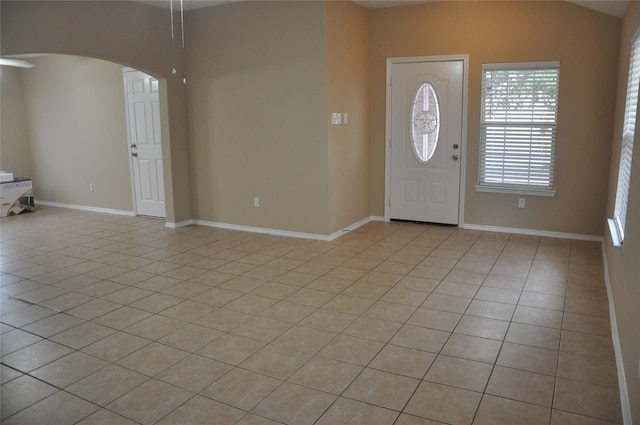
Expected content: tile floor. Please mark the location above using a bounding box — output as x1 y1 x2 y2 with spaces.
0 206 623 425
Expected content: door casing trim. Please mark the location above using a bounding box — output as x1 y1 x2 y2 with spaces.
123 67 140 216
384 55 469 226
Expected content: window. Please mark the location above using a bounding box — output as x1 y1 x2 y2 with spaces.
610 35 640 246
411 82 440 163
476 62 560 196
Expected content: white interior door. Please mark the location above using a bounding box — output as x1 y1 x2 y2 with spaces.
389 60 463 224
124 69 166 218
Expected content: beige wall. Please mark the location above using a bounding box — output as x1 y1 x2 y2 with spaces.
185 1 330 235
326 1 371 233
605 2 640 422
0 67 33 178
17 55 132 211
0 1 627 237
0 0 191 223
369 1 620 236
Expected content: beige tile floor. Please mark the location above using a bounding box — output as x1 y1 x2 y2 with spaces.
0 206 623 425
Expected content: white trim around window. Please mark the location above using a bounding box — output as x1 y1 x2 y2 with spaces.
610 33 640 246
476 61 560 196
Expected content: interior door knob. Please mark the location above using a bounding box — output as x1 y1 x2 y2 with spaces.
131 152 138 157
452 154 459 161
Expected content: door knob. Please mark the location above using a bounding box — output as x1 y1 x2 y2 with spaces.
452 154 459 161
131 152 138 157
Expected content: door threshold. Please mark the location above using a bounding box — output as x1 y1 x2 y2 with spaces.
390 219 458 227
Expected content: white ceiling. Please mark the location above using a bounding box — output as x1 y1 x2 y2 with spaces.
135 0 629 18
135 0 241 10
564 0 629 17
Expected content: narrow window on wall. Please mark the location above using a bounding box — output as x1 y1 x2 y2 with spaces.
476 62 560 196
610 35 640 246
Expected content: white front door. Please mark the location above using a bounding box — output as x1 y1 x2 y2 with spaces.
124 69 166 218
389 59 464 225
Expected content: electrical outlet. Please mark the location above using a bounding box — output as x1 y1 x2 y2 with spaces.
253 197 260 208
518 198 525 208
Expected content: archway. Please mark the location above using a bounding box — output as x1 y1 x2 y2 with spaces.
1 54 171 219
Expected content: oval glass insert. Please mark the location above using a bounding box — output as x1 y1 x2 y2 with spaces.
411 82 440 163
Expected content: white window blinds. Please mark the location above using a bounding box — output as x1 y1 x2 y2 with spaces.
479 63 560 192
613 36 640 243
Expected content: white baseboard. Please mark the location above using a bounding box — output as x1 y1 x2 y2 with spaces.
461 223 603 242
601 243 632 425
35 200 135 217
164 219 194 229
173 216 378 241
193 219 332 241
326 216 377 241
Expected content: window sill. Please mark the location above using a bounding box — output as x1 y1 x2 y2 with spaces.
474 185 556 197
607 218 623 247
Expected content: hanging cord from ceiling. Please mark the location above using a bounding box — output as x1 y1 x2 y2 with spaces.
170 0 176 75
180 0 185 49
169 0 186 84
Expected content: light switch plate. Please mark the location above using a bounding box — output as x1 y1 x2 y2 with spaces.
331 113 341 125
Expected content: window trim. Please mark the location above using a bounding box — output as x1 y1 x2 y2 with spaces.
609 32 640 247
476 61 560 196
474 184 556 197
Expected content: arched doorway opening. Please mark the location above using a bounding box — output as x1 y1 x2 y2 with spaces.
1 54 171 220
